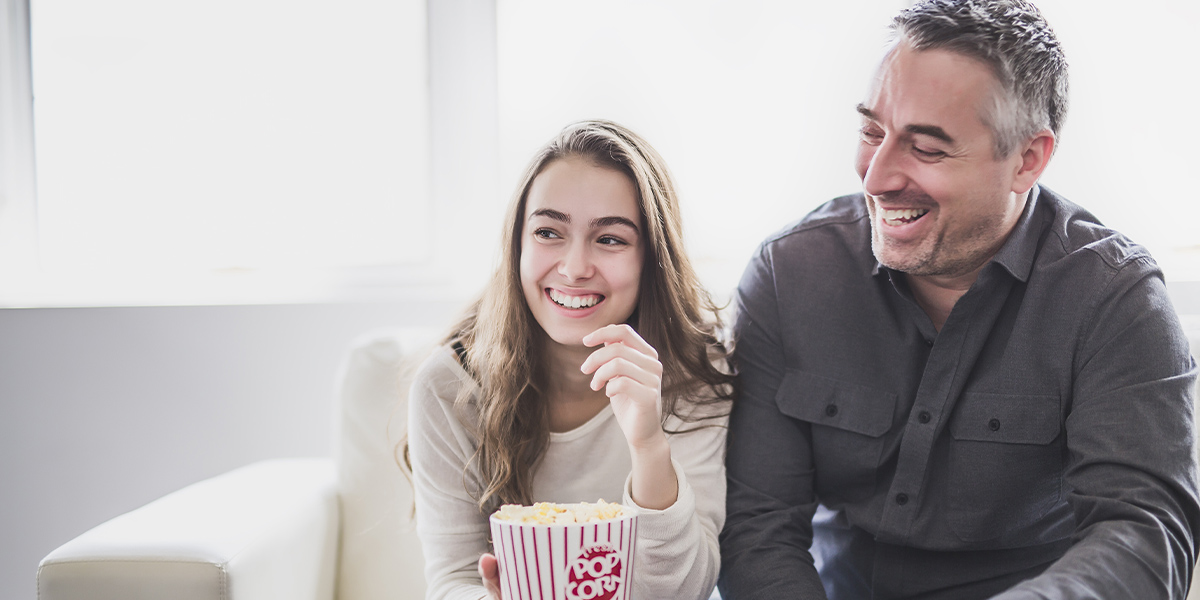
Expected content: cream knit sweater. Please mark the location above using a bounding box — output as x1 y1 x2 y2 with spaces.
408 344 727 600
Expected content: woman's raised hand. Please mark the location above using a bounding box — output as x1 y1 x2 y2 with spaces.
581 324 679 510
580 324 666 452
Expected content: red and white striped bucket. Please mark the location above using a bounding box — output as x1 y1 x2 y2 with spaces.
489 507 638 600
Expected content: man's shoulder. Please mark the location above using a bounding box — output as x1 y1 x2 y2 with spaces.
760 193 869 250
1038 186 1157 274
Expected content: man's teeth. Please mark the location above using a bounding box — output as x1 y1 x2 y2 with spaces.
881 208 930 225
549 290 600 309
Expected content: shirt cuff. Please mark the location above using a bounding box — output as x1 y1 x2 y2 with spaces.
622 458 697 540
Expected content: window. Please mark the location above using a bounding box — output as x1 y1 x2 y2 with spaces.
6 0 440 306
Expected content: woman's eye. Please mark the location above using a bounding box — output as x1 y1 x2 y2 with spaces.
597 235 627 246
533 228 560 240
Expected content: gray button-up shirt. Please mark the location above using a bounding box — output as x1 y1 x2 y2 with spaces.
719 186 1199 599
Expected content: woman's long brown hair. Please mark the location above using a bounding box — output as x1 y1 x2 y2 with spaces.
432 120 734 513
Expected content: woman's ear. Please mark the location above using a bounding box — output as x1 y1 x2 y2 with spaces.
1012 130 1055 194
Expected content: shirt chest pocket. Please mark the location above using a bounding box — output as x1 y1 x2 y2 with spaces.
776 370 897 505
947 392 1064 542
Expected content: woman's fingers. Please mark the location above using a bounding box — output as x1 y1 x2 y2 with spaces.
581 329 662 377
581 323 657 358
587 355 660 393
479 553 503 599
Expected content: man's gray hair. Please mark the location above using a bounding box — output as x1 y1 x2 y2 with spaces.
891 0 1069 158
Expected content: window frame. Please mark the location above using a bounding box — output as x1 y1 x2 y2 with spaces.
0 0 38 285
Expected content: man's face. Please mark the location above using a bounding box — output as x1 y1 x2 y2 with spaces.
855 42 1030 280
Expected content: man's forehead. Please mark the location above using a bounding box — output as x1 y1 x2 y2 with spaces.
860 43 999 136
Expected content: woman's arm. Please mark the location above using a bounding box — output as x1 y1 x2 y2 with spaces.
407 347 493 600
581 324 678 510
582 324 727 599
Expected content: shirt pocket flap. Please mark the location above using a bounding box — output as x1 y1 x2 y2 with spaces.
950 392 1061 445
775 370 896 438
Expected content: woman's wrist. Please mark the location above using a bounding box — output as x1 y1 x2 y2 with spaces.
629 437 678 510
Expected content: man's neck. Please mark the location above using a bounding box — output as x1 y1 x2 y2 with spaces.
905 266 984 332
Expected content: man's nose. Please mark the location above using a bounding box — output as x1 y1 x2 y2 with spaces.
861 138 907 197
559 241 595 281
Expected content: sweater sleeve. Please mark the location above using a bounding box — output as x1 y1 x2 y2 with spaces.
407 347 490 600
622 412 728 600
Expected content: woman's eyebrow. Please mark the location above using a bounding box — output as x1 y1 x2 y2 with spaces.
530 209 638 232
590 216 639 231
529 208 569 222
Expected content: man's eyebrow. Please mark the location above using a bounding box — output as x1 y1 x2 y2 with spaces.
906 124 955 145
856 104 955 145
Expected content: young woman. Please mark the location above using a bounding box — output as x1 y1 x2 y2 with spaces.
407 120 734 600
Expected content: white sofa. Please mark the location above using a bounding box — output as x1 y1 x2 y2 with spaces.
36 322 1200 600
37 328 441 600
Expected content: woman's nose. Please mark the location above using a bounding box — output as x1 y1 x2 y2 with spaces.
558 241 595 281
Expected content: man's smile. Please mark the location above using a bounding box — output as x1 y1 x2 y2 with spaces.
880 207 930 226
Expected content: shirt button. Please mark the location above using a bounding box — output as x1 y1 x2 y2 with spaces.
825 404 839 417
895 493 909 506
988 418 1001 431
918 411 931 424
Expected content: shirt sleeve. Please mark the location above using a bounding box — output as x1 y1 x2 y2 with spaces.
622 414 728 600
991 259 1200 599
407 349 491 600
718 244 829 599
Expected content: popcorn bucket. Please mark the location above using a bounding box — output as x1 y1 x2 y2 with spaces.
489 503 638 600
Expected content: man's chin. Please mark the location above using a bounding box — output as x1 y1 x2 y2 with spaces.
871 239 928 274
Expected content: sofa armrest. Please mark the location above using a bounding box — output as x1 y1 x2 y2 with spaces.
37 458 339 600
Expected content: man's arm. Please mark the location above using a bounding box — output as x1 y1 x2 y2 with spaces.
992 261 1200 599
718 246 828 599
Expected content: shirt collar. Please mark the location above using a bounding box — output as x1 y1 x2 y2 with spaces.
870 184 1045 283
986 184 1043 283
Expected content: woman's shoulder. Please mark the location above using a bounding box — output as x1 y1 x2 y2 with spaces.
411 342 479 406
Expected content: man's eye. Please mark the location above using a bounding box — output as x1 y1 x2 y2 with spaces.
859 128 883 145
913 146 946 160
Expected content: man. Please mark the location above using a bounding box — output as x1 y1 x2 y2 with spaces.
718 1 1200 598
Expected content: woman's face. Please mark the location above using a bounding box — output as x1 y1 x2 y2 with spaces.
519 157 645 350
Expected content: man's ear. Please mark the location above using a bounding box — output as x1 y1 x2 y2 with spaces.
1012 130 1055 194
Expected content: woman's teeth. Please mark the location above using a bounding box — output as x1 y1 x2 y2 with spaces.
549 289 601 309
881 208 929 226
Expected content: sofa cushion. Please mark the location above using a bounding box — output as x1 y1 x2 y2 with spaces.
335 328 440 600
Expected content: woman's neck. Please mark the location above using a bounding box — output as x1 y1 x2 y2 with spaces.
542 341 611 433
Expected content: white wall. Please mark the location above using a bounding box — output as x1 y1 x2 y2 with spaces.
0 300 461 600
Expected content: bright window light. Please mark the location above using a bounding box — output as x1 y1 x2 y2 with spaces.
497 0 1199 302
29 0 429 302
